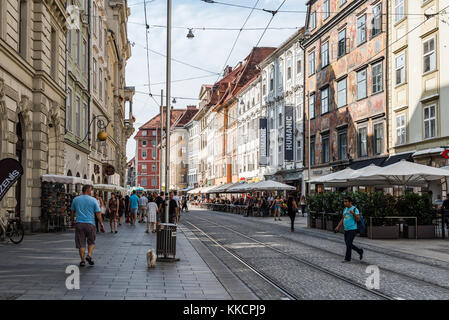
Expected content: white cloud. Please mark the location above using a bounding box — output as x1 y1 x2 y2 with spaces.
125 0 307 161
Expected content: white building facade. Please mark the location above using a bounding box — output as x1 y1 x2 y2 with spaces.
259 29 305 193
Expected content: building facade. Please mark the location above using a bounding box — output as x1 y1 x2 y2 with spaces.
304 0 388 192
65 0 134 188
186 117 200 189
168 106 198 191
0 0 68 231
136 107 186 191
259 30 305 192
387 0 449 198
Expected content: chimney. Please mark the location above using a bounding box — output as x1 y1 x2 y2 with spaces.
223 66 232 76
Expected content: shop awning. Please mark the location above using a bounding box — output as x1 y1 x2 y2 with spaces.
349 156 388 170
41 174 93 186
381 152 414 167
93 184 126 192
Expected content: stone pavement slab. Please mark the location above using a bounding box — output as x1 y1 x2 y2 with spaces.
0 221 231 300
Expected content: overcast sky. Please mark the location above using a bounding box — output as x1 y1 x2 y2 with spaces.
125 0 307 160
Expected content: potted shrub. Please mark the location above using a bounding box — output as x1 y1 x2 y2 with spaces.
398 193 436 239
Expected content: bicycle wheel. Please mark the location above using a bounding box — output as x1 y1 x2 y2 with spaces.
8 221 24 244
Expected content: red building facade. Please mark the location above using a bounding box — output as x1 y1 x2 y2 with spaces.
134 108 186 190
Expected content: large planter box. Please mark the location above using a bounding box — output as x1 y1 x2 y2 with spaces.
326 220 335 231
367 225 400 239
307 215 314 228
315 218 323 230
404 225 436 239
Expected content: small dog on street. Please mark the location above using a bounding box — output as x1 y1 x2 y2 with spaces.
146 249 156 268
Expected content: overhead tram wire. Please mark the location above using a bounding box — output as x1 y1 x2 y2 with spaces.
201 0 441 17
254 0 288 48
215 0 261 83
143 0 159 106
127 21 302 31
131 41 220 76
131 74 218 87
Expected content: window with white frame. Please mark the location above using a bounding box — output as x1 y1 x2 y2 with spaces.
141 178 147 187
423 37 436 73
93 58 97 91
142 164 147 173
142 131 147 136
309 94 315 119
373 122 384 155
67 88 73 132
321 87 329 114
371 3 382 37
396 114 406 145
152 164 156 171
340 0 346 6
263 73 267 95
338 29 346 57
142 150 147 158
357 69 367 100
296 52 301 74
296 140 302 161
142 140 147 146
287 56 292 80
338 130 348 160
372 61 383 94
321 41 329 68
76 30 80 65
310 138 315 165
322 135 330 163
308 51 315 76
395 53 406 85
358 127 368 157
270 67 274 91
152 149 157 158
82 39 87 74
423 104 436 139
337 78 347 108
83 103 87 139
324 0 330 19
310 11 316 30
357 14 366 45
99 68 103 100
279 60 283 87
395 0 405 22
152 178 157 186
75 97 80 137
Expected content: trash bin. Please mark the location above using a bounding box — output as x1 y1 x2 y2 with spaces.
156 223 177 260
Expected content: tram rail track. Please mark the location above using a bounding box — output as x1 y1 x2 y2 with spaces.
182 217 397 300
197 211 449 292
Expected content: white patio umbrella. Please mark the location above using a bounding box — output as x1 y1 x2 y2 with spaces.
244 180 296 192
309 167 356 184
352 160 449 187
322 164 384 187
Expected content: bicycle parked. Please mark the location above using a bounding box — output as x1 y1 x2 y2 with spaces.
0 210 24 244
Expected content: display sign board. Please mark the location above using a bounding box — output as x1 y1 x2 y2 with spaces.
259 118 268 165
284 105 294 162
0 158 23 202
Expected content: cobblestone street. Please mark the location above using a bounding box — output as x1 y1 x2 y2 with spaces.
2 209 449 300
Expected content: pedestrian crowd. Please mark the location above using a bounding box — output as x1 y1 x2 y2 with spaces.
70 187 188 267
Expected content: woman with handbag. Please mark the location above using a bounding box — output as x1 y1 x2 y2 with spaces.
107 193 119 233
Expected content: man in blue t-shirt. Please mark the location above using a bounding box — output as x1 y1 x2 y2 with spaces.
335 196 364 263
71 185 103 267
128 191 139 226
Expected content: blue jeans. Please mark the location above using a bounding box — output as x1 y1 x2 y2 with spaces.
344 229 362 261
